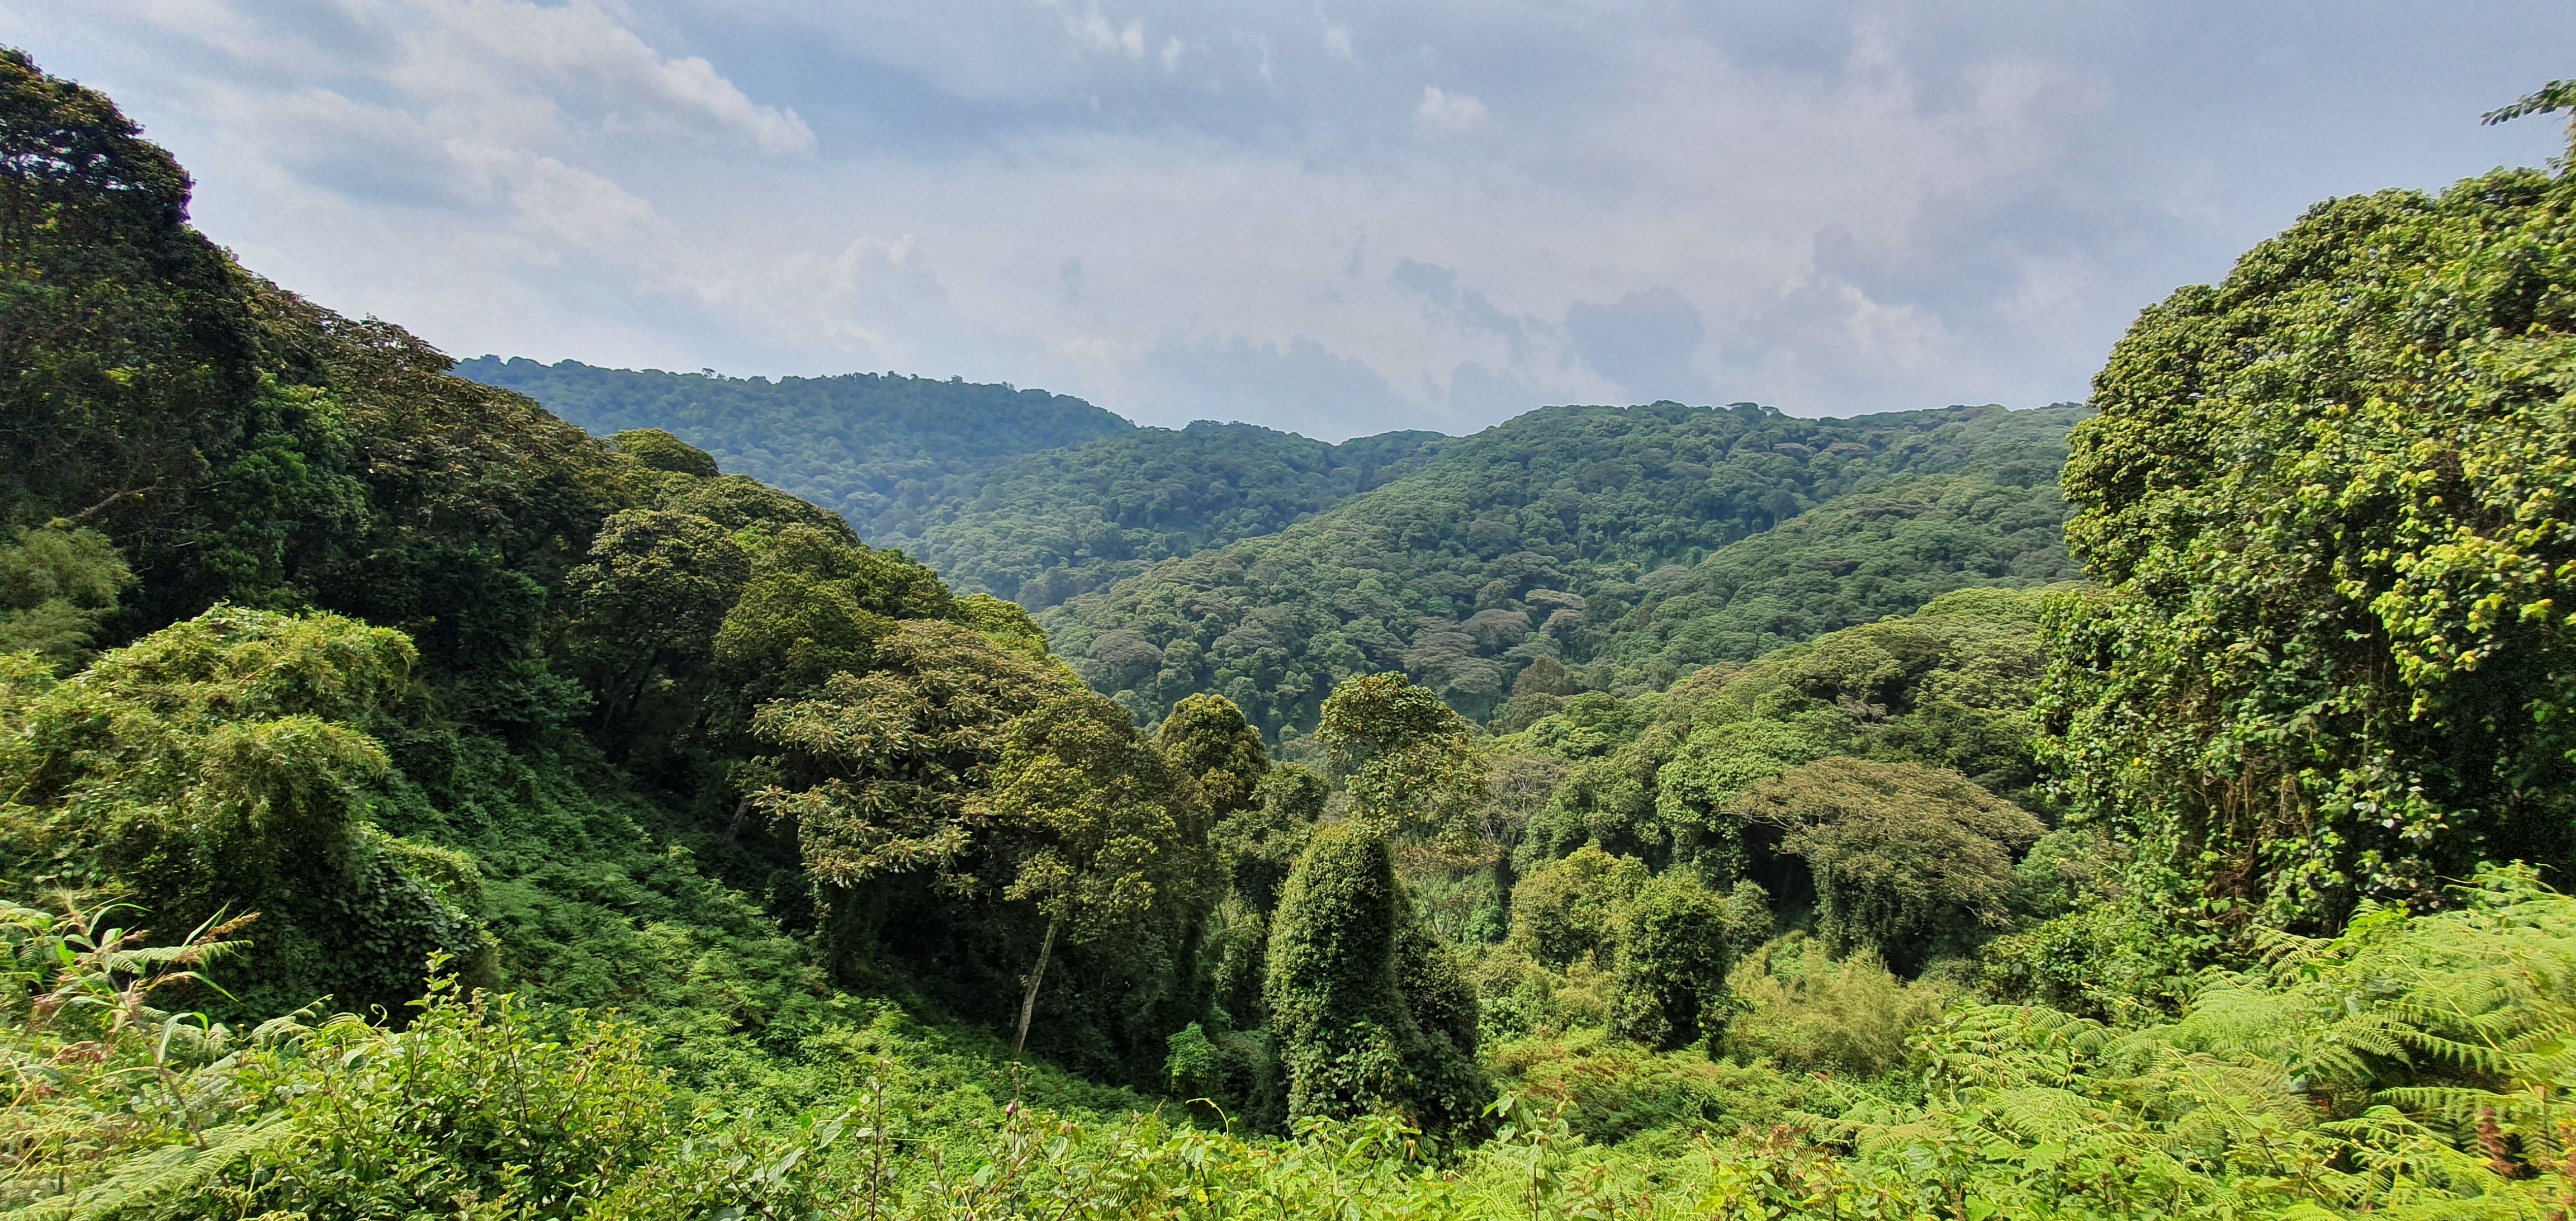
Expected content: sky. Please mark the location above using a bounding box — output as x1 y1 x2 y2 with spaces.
10 3 2572 440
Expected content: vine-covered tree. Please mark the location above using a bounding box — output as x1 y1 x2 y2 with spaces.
1263 822 1484 1135
2044 93 2576 933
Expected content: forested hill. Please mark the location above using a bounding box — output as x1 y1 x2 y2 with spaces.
901 421 1445 608
1044 401 2085 739
457 358 1450 605
454 356 1129 536
22 47 2576 1220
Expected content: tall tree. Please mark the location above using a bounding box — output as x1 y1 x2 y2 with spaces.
984 689 1214 1053
747 620 1062 975
1314 673 1486 841
1263 822 1485 1134
2045 111 2576 932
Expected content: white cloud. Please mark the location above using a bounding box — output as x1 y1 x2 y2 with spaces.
1072 6 1145 58
13 0 2575 439
1323 20 1353 61
1413 85 1487 134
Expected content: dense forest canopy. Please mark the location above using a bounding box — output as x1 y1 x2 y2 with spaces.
1044 402 2082 739
11 48 2576 1221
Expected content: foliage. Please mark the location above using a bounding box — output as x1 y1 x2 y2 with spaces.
0 526 132 666
747 621 1064 970
1609 872 1761 1051
1508 845 1646 969
1723 933 1949 1077
0 606 491 1014
1156 693 1270 821
1046 403 2082 737
1264 822 1486 1135
898 422 1443 608
1730 757 2044 969
2045 148 2576 934
1315 672 1488 841
456 356 1128 538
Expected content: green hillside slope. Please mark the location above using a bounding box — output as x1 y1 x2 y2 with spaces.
902 420 1444 608
1043 401 2083 739
453 356 1130 537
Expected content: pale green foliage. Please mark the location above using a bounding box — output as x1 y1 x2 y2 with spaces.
0 527 132 668
1731 757 2043 965
0 606 481 1012
1508 845 1646 968
1725 934 1947 1077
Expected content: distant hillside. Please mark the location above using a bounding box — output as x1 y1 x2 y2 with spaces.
901 421 1445 609
1041 401 2085 739
454 357 1130 537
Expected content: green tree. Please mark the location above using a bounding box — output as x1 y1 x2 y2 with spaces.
1263 822 1485 1135
2045 124 2576 932
1315 673 1486 840
564 509 749 727
1609 873 1762 1050
1508 844 1646 969
0 48 259 544
1731 758 2042 971
1158 693 1272 820
747 620 1063 975
985 689 1214 1053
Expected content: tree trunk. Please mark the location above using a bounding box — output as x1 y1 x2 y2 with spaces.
1014 913 1061 1056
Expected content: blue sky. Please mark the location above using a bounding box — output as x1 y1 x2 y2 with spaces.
11 2 2572 438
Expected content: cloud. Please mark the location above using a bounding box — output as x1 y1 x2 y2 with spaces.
1323 20 1353 61
1413 85 1487 133
1563 288 1713 404
401 0 816 154
1071 6 1145 59
18 0 2576 436
1390 257 1457 301
1133 331 1431 439
1393 258 1536 359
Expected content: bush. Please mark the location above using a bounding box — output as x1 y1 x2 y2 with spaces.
1723 933 1949 1078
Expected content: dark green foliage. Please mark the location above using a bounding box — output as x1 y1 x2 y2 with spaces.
566 509 750 728
902 422 1443 608
1217 765 1322 919
455 356 1129 536
1264 823 1485 1134
1588 476 2076 690
1046 403 2081 738
747 621 1064 967
2044 150 2576 933
1731 758 2043 971
1608 873 1754 1050
1508 845 1646 969
0 48 261 550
